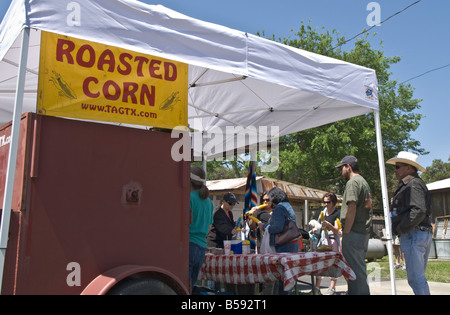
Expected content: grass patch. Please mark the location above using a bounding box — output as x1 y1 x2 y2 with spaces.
369 257 450 283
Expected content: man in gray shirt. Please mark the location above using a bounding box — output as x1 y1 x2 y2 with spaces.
336 155 372 295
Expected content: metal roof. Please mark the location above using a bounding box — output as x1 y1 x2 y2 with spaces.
206 176 264 192
206 176 340 202
427 178 450 191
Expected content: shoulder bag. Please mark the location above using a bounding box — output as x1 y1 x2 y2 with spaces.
274 206 301 246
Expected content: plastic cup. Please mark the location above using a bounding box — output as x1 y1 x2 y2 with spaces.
224 240 232 255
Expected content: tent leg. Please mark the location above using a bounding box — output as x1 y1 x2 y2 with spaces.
202 154 207 177
0 28 30 293
374 110 397 295
304 200 309 229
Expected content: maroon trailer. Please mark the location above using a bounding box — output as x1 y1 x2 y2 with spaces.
0 113 190 294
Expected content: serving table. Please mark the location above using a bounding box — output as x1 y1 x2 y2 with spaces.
199 251 355 291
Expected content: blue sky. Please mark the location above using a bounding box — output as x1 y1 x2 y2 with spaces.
1 0 449 168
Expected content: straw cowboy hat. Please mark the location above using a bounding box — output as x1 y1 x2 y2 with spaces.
386 151 426 172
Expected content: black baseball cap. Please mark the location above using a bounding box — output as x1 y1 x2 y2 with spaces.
223 192 239 204
335 155 358 168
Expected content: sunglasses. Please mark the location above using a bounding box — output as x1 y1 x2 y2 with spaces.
324 201 332 204
395 164 408 170
227 201 236 206
263 198 270 202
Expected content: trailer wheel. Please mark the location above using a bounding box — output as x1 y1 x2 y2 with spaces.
107 278 177 295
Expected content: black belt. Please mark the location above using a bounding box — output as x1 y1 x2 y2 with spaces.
414 225 432 233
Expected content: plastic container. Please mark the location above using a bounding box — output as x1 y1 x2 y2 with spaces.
242 240 250 254
230 241 242 254
224 240 232 255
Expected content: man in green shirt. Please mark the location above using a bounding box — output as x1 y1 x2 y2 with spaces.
336 155 373 295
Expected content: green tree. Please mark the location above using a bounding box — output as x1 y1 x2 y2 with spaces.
422 157 450 183
260 23 426 209
192 158 248 180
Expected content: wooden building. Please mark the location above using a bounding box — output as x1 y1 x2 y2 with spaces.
206 176 341 228
427 178 450 259
428 178 450 219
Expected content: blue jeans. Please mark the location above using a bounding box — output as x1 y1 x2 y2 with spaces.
342 231 370 295
275 241 299 295
400 230 432 295
189 242 206 293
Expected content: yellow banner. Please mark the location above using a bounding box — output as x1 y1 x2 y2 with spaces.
37 31 188 129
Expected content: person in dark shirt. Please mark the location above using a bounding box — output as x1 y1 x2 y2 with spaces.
387 151 432 295
314 192 341 295
248 191 271 253
207 193 238 248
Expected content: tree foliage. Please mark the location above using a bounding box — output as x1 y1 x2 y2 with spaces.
263 22 426 208
422 157 450 183
206 22 426 210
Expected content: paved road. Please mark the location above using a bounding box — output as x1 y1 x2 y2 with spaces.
296 275 450 295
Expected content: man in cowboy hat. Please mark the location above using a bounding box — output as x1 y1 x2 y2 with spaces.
387 151 432 295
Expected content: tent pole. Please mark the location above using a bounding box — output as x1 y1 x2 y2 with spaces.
202 154 207 178
374 109 397 295
304 200 309 229
0 28 30 293
202 130 207 177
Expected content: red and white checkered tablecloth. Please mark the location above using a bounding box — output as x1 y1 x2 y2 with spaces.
199 251 356 291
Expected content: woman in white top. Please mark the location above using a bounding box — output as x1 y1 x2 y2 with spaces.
313 193 341 295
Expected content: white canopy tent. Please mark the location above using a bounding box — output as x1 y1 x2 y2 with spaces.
0 0 395 294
